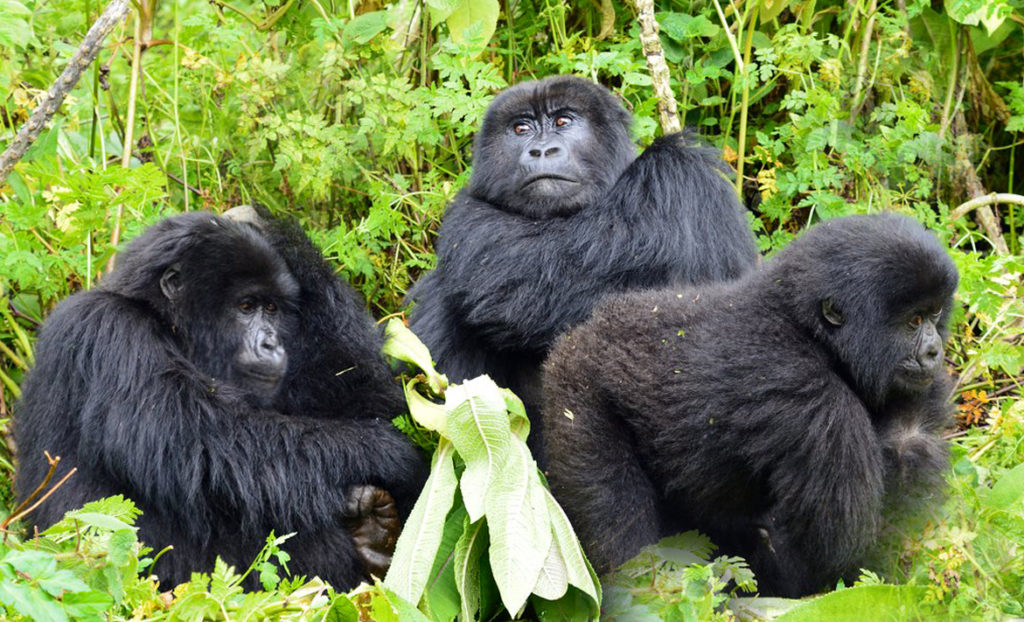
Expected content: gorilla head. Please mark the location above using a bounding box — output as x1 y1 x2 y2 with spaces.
468 75 637 218
103 214 299 402
774 215 958 409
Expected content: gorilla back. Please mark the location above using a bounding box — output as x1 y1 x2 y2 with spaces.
542 213 958 597
15 212 426 590
408 75 758 458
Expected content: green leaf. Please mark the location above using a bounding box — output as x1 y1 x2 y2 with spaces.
773 585 929 621
404 379 448 434
980 463 1024 510
60 511 136 532
382 318 447 394
759 0 793 24
446 377 512 522
384 440 459 604
0 582 66 622
499 387 530 443
342 11 389 47
421 504 468 622
484 435 551 615
531 537 569 601
946 0 1011 33
426 0 460 23
453 518 487 621
543 488 601 609
981 341 1024 376
1 550 89 597
657 12 721 41
61 591 115 619
323 593 360 622
445 0 499 55
361 583 432 622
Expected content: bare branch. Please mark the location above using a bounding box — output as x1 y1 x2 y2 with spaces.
0 0 132 181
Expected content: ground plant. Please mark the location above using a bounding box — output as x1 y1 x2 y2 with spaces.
0 0 1022 619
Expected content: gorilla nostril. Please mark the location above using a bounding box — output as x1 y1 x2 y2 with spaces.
544 147 560 157
528 148 542 158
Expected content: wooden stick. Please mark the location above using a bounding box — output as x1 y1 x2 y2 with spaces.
631 0 681 134
0 0 131 181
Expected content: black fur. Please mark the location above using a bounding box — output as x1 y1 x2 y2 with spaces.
14 211 427 589
542 213 957 597
409 76 758 459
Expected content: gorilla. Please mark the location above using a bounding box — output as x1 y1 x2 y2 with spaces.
542 213 958 597
408 75 758 459
15 211 427 589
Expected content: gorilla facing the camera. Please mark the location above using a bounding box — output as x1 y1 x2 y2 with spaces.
409 76 758 458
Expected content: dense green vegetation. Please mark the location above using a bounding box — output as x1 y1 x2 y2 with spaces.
1 0 1023 618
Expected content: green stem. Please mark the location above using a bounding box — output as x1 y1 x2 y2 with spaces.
735 9 756 198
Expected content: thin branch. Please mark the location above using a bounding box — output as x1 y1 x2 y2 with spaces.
631 0 681 134
950 193 1024 222
0 0 131 181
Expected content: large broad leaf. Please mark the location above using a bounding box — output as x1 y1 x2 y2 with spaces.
445 0 499 55
422 504 469 622
453 518 488 621
484 434 552 616
772 585 929 621
446 377 512 522
980 462 1024 510
542 488 601 608
946 0 1011 34
384 440 459 603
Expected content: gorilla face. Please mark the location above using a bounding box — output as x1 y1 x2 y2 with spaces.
891 306 945 394
510 110 590 207
155 221 300 402
468 75 636 219
788 215 959 410
227 288 288 396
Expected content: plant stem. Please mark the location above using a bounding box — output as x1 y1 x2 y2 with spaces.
735 9 756 198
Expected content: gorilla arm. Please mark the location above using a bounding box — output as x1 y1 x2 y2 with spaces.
447 134 757 351
755 381 886 595
69 293 424 536
542 333 663 573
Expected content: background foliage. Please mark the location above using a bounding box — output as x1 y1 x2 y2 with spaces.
1 0 1023 618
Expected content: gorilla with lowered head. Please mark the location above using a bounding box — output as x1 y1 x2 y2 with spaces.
15 211 427 589
542 213 958 597
409 76 758 458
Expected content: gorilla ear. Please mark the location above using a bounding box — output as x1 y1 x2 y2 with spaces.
160 264 184 301
821 298 844 327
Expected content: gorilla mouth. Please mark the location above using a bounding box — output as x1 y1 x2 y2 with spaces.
522 174 579 189
895 368 934 390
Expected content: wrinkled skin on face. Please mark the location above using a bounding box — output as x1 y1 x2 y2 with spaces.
468 76 635 218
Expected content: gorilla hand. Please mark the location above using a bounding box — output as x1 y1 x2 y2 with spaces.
341 485 402 578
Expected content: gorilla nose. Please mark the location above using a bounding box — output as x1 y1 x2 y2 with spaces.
918 340 942 370
257 330 285 363
528 146 561 158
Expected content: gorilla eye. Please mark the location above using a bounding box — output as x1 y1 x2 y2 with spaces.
239 300 255 312
554 116 571 128
266 303 278 314
513 122 531 135
909 315 923 328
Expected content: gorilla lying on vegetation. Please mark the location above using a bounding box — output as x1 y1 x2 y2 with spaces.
15 211 427 589
409 75 758 458
542 213 957 597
